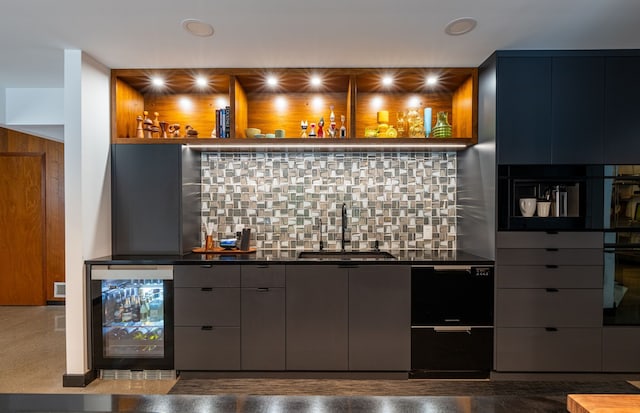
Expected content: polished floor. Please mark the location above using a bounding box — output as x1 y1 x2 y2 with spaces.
0 305 639 412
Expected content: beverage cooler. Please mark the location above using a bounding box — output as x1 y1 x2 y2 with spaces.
89 264 174 370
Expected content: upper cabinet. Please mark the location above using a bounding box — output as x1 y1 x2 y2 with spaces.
494 50 640 165
111 67 478 150
604 56 640 164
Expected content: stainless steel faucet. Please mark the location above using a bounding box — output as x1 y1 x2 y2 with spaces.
341 203 350 252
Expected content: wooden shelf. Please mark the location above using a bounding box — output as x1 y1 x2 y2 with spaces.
111 67 478 149
112 137 474 152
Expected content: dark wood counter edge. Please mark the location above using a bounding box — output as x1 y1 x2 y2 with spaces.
111 137 475 152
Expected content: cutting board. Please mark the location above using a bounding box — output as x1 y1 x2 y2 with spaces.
192 246 257 254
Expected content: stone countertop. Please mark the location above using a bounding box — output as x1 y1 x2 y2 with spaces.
85 249 493 265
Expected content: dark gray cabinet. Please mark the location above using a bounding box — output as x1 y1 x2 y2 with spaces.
495 53 605 165
174 265 241 370
241 265 285 371
604 56 640 163
495 231 603 372
496 56 552 164
111 144 200 255
286 265 349 370
348 265 410 371
550 56 604 164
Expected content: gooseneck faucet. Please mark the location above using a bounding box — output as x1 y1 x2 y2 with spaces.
341 203 351 252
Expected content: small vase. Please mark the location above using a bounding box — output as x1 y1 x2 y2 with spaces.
432 111 452 138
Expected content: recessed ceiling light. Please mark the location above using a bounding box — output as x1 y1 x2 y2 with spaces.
426 75 438 86
182 19 215 37
444 17 477 36
310 75 322 86
382 76 393 86
267 76 278 87
195 76 208 87
151 77 164 87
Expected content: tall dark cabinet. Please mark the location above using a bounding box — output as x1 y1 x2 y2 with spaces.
111 144 200 255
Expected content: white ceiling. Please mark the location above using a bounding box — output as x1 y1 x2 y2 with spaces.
2 0 640 89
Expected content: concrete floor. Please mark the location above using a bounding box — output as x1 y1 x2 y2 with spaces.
1 305 639 413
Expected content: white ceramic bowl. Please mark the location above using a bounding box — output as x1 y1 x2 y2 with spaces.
245 128 261 138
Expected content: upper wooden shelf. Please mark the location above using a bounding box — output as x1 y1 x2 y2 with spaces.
111 67 478 149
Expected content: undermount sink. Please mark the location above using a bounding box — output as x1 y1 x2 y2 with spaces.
297 250 396 260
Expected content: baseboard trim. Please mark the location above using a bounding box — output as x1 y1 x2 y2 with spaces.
178 371 409 380
62 370 97 387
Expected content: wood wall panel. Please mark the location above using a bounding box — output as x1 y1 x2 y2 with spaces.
0 128 65 303
452 75 475 138
246 93 349 139
355 93 452 138
114 78 145 138
0 153 46 305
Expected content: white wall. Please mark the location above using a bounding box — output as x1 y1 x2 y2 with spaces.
5 88 64 125
64 49 112 377
0 88 5 123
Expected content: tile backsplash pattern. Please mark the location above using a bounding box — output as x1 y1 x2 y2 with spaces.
201 152 457 251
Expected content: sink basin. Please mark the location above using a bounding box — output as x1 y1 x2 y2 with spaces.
297 250 396 260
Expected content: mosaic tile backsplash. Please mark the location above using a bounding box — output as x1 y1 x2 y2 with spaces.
201 152 458 251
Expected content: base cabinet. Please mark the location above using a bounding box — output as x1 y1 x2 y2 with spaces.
241 265 286 371
603 327 640 372
173 265 241 371
348 265 410 371
496 327 602 372
286 265 349 370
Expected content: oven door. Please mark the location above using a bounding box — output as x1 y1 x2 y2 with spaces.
603 245 640 326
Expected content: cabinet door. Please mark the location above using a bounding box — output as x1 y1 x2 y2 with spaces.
551 56 605 164
111 144 199 255
604 56 640 164
286 265 348 370
174 326 240 370
348 265 411 371
497 57 552 164
241 287 285 370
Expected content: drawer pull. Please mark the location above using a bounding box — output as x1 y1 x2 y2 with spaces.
545 248 559 252
545 288 559 293
201 287 213 292
545 327 558 332
257 265 269 269
201 326 213 331
545 265 559 269
546 231 559 235
257 288 270 292
200 265 213 268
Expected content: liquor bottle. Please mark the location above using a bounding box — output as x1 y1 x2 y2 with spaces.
140 297 149 322
132 295 141 322
122 297 132 322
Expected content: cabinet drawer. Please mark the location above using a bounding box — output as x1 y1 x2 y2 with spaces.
497 232 602 249
241 265 285 288
174 288 240 326
174 265 240 287
496 289 602 327
496 265 603 289
174 326 240 370
496 327 602 372
497 248 603 266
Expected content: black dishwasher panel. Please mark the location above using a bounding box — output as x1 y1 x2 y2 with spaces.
411 265 494 326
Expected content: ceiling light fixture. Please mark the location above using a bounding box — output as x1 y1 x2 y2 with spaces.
267 76 278 87
444 17 477 36
195 76 208 87
382 76 393 86
426 75 438 86
182 19 215 37
310 75 322 87
151 77 165 87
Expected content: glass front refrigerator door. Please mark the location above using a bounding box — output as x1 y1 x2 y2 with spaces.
90 265 173 370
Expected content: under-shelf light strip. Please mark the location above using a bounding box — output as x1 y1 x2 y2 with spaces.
188 143 467 149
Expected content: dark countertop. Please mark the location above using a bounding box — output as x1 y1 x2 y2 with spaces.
85 249 493 265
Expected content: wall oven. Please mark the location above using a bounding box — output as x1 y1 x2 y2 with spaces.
603 165 640 326
89 264 174 371
410 265 494 378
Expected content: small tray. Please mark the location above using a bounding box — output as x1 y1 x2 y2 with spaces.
192 247 257 254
